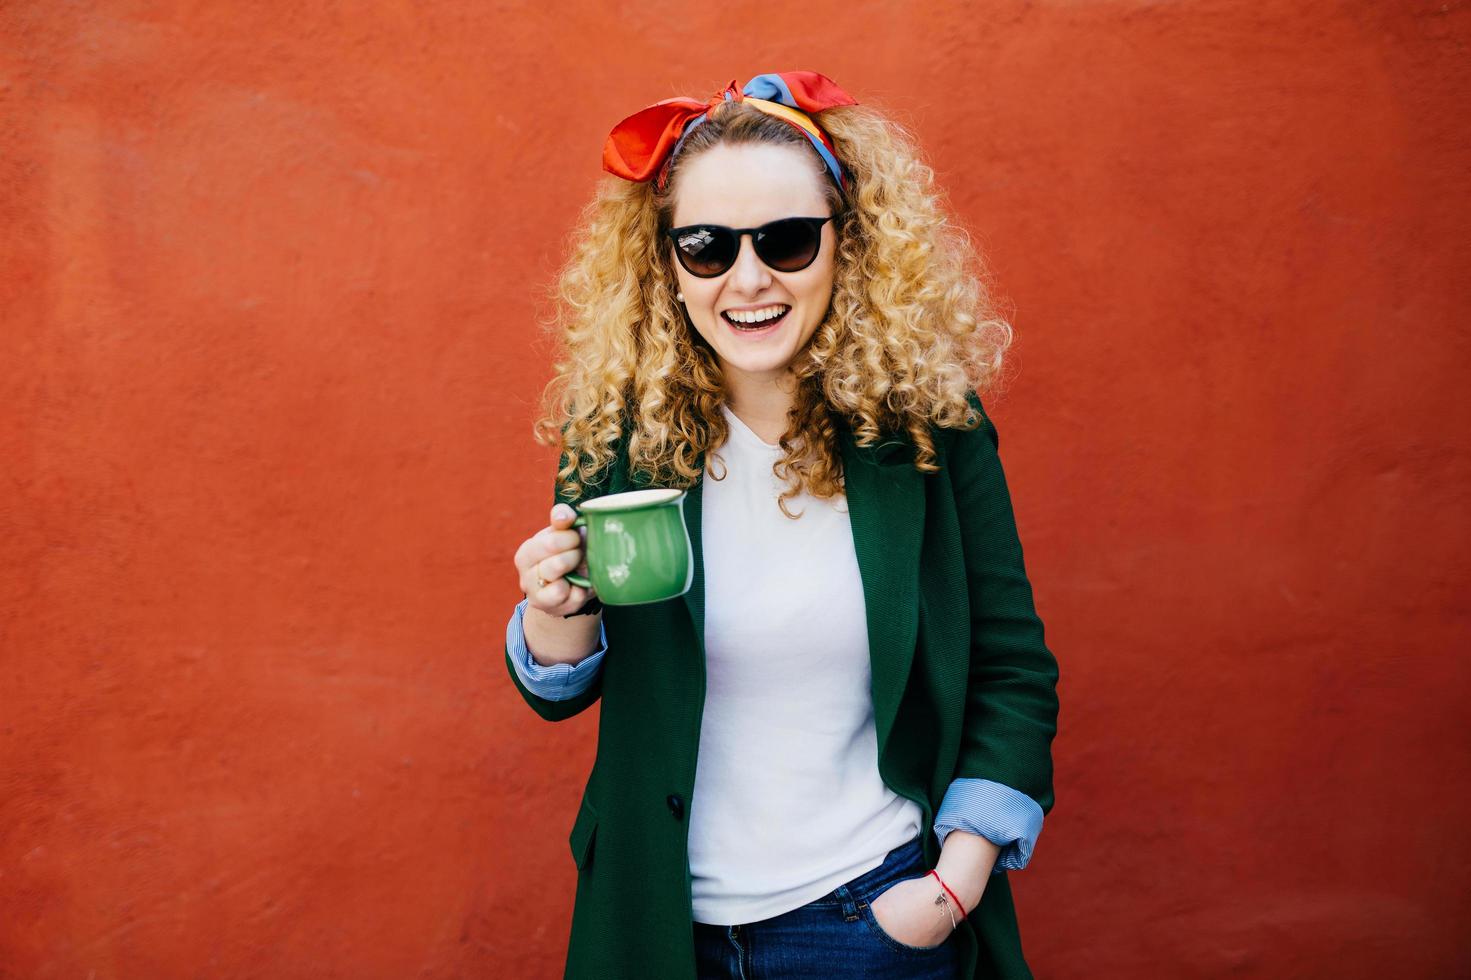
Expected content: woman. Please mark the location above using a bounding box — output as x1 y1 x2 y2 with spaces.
504 71 1060 980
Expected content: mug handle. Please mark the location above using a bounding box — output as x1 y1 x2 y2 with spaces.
563 512 592 589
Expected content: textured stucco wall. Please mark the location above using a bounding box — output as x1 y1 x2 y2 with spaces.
2 2 1467 977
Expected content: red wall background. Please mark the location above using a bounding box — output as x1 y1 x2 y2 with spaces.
3 2 1467 977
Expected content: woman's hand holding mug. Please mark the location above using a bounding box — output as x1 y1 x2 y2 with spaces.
516 503 597 616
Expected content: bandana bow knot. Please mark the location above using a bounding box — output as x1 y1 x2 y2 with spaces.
602 71 858 191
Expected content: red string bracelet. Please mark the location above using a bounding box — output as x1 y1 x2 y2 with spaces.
927 869 968 919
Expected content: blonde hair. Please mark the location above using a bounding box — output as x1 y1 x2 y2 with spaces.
533 95 1014 517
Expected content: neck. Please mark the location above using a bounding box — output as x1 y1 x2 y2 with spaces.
722 371 797 430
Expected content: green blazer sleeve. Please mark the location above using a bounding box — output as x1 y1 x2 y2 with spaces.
949 393 1061 814
504 644 603 721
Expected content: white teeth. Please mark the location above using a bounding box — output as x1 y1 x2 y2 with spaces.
724 305 790 324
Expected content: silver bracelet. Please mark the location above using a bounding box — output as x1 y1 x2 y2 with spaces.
933 890 959 930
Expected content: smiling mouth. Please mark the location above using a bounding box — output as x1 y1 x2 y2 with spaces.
721 305 792 331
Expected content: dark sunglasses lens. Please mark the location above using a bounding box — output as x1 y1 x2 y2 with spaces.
755 219 822 271
673 226 738 277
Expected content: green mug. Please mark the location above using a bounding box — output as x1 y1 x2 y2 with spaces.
563 488 694 605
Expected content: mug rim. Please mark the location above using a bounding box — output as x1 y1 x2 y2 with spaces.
578 487 683 513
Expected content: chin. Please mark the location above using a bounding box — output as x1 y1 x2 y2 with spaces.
718 342 796 368
711 325 815 368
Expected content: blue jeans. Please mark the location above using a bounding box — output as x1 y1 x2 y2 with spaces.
692 836 960 979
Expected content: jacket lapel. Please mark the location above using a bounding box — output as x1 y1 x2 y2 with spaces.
679 464 706 646
839 430 926 765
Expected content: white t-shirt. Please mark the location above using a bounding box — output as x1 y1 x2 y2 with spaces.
688 403 923 925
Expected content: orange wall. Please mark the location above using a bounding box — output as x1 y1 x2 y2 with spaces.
3 2 1467 977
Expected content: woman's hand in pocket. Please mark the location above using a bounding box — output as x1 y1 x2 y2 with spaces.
868 876 954 949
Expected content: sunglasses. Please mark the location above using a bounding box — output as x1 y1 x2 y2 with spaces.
665 214 843 278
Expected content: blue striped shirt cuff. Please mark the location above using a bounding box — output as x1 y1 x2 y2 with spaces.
933 778 1045 874
505 596 608 701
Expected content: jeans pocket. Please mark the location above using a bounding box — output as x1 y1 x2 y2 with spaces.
860 877 952 954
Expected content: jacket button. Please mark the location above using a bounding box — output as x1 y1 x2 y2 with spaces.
666 794 684 820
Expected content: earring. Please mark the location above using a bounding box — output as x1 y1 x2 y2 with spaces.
676 292 685 303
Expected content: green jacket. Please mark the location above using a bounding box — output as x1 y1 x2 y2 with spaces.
506 394 1060 979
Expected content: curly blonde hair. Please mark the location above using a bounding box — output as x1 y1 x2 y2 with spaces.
533 92 1014 517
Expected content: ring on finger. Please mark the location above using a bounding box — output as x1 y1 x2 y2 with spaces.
535 559 548 590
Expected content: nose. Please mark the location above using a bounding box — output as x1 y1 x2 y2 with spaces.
726 233 773 294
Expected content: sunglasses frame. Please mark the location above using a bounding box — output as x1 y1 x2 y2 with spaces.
664 213 845 279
